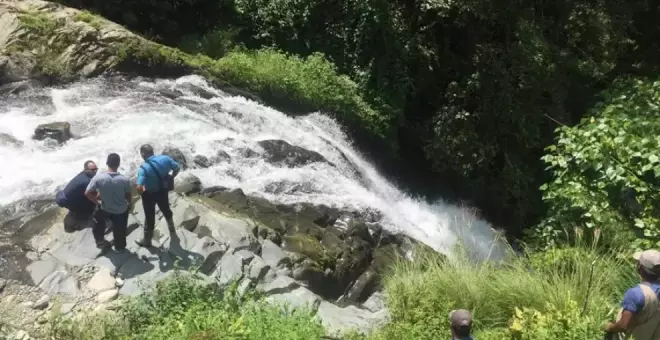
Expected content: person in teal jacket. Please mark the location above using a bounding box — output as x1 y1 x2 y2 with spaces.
134 144 180 247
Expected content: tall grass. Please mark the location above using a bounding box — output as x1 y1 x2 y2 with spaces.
374 238 638 339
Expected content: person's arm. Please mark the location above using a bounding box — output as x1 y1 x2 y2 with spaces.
84 176 101 205
605 287 643 333
169 157 180 178
136 166 146 194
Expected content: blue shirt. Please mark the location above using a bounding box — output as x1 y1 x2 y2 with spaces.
136 155 180 192
621 282 660 314
61 171 95 212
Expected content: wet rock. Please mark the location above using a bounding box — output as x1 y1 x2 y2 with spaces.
193 155 212 168
0 133 23 147
33 122 72 143
0 79 41 95
239 147 259 158
258 139 330 168
179 83 216 99
0 279 5 293
33 294 49 310
97 289 119 303
174 173 201 195
163 146 187 169
215 150 231 163
159 89 183 99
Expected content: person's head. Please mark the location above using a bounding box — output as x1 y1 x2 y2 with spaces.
449 309 472 338
106 153 121 171
140 144 154 160
83 160 98 177
634 250 660 282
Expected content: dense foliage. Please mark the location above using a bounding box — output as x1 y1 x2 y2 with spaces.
534 78 660 250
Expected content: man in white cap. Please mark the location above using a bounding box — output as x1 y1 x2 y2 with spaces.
604 249 660 340
449 309 474 340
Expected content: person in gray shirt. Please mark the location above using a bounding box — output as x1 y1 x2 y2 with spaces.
85 153 132 251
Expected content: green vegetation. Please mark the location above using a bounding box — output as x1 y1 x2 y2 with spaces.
534 78 660 251
73 10 103 29
48 273 325 340
9 9 72 77
45 242 639 340
8 1 660 340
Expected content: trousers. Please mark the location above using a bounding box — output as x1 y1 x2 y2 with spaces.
141 190 173 232
92 207 129 249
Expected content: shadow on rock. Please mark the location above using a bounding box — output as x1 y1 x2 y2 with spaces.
164 232 205 270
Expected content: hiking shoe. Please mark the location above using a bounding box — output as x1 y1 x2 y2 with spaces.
113 247 128 254
166 218 176 233
134 239 152 248
96 240 112 250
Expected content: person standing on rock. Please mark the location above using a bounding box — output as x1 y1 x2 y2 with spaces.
56 160 98 231
604 249 660 340
135 144 180 247
84 153 132 251
449 309 474 340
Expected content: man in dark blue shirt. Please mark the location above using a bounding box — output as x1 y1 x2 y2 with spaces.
134 144 180 247
56 160 98 231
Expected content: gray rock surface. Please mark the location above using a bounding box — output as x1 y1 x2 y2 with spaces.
3 191 393 336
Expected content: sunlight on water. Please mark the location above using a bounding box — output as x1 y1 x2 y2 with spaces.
0 75 508 260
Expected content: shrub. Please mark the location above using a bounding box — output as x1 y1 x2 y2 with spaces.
535 77 660 250
212 48 392 139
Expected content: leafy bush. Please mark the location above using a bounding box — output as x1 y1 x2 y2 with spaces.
508 299 607 340
535 78 660 250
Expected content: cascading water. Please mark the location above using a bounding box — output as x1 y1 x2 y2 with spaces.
0 75 508 260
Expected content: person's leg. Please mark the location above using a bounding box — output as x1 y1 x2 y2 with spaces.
155 190 175 232
92 208 111 249
136 192 156 247
110 211 129 250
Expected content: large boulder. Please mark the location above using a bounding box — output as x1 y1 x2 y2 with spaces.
257 139 331 168
0 0 192 83
163 146 187 169
33 122 72 143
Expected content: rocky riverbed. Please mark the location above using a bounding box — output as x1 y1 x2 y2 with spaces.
0 172 434 339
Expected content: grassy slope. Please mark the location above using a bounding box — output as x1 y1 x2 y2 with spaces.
45 243 639 340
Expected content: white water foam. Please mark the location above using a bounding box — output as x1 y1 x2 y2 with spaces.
0 75 508 260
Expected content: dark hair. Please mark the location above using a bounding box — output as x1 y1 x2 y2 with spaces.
140 144 154 156
83 160 95 170
106 153 121 169
453 325 471 337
